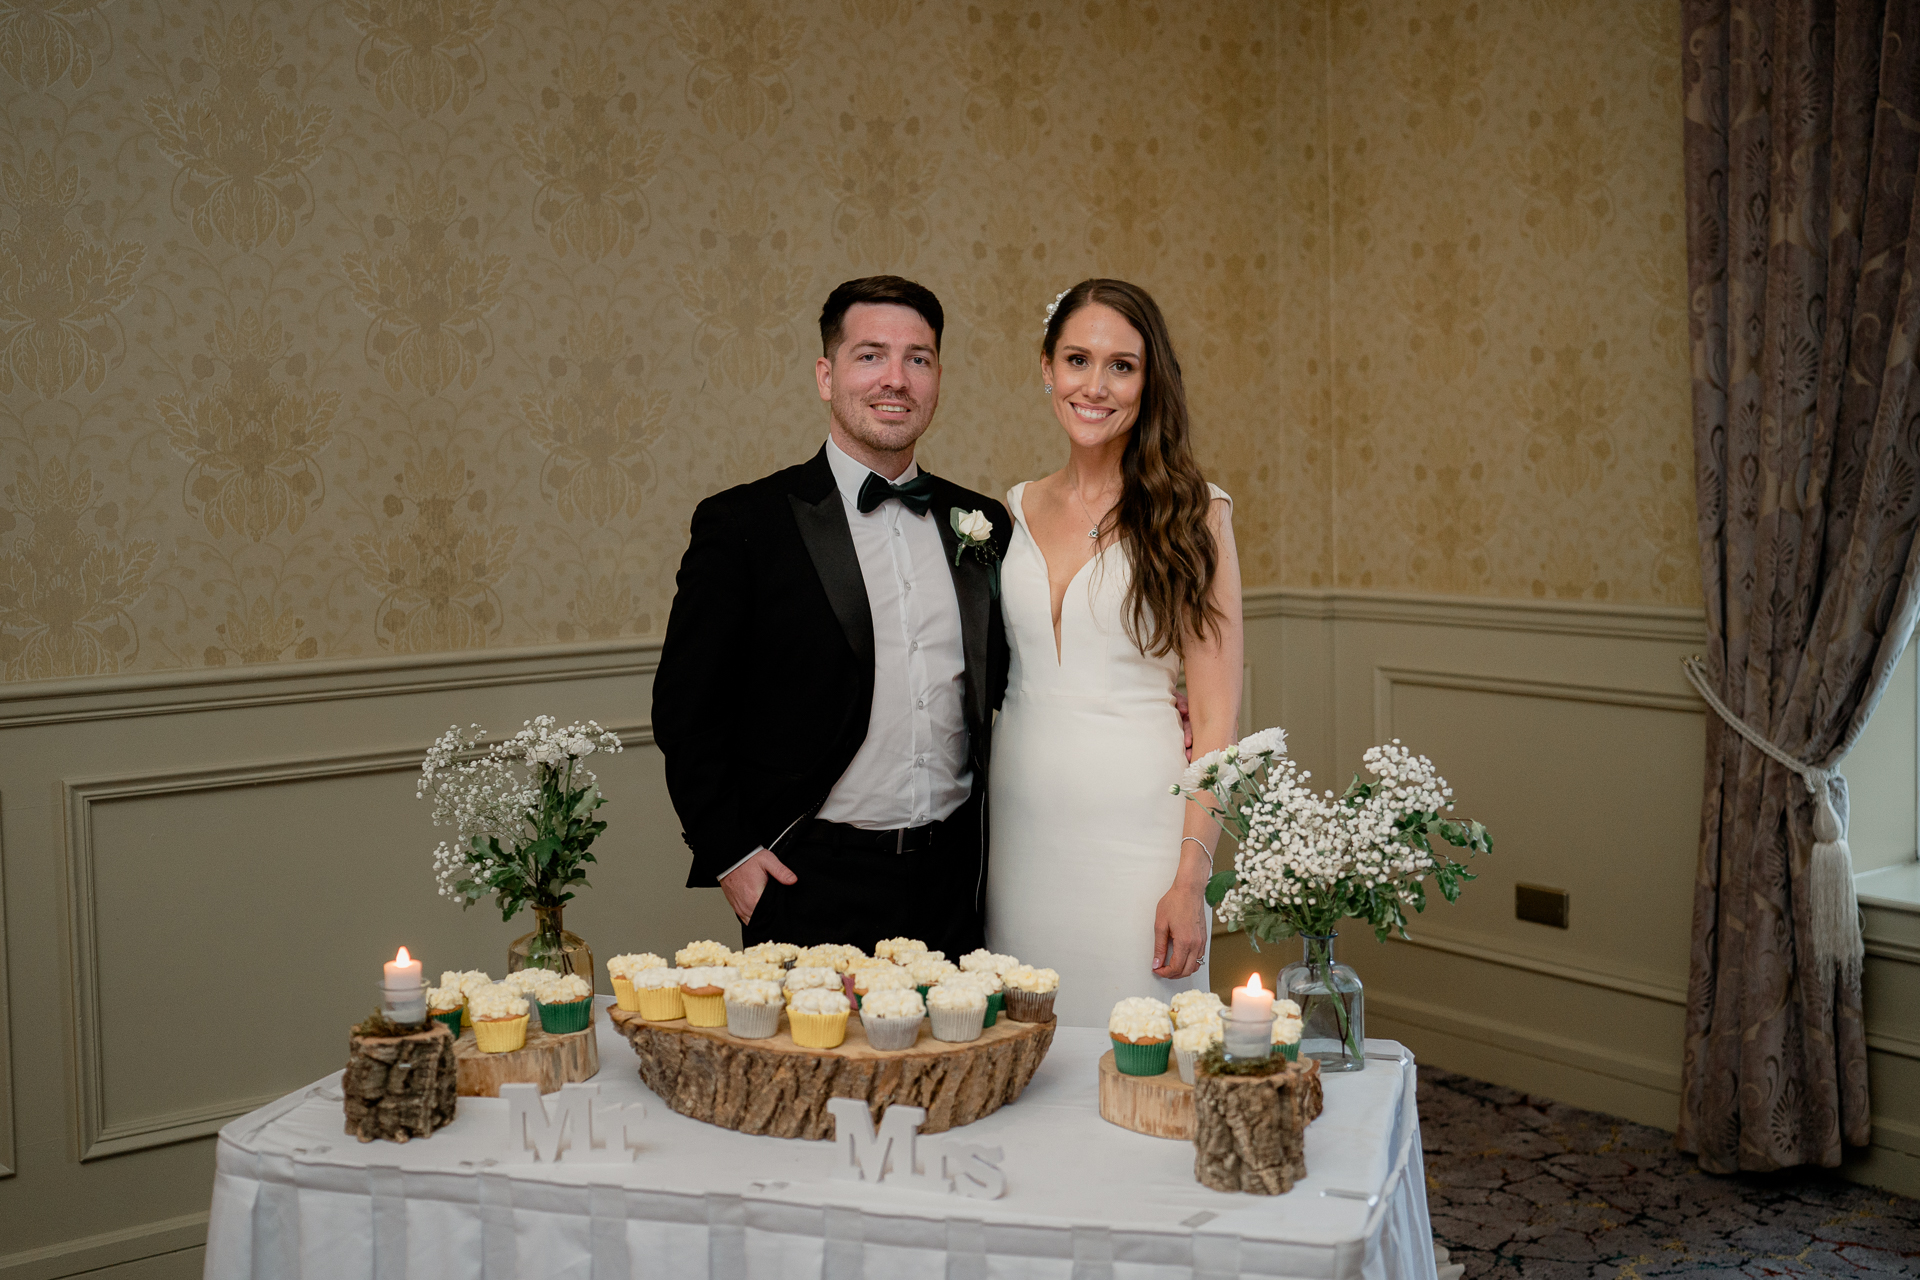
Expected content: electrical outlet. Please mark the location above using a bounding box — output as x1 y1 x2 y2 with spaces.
1515 883 1569 929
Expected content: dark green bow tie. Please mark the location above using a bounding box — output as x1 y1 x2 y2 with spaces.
857 470 934 516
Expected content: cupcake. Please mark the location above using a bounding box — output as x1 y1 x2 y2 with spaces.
629 966 687 1020
442 969 493 1026
859 987 926 1050
1170 990 1227 1028
794 944 863 973
788 987 852 1048
503 969 556 1028
927 981 987 1043
536 973 594 1034
1001 965 1060 1022
678 966 736 1027
959 950 1018 976
1173 1019 1224 1083
607 953 667 1011
907 956 958 995
872 937 926 962
851 963 915 1005
950 969 1005 1026
724 978 785 1039
1273 998 1303 1062
468 984 530 1053
735 942 795 969
783 965 842 994
675 939 735 968
425 984 466 1038
1109 998 1174 1076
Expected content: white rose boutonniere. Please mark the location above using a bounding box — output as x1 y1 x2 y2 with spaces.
950 507 1001 595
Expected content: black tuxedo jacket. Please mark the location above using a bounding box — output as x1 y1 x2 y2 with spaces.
653 446 1013 887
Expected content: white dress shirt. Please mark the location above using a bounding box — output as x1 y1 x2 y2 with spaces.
718 438 972 881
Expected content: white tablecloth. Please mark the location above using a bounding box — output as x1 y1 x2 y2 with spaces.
205 1001 1439 1280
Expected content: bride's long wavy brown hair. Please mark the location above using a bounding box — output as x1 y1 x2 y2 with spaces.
1044 278 1221 657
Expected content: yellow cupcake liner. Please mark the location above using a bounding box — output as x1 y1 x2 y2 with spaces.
473 1014 528 1054
681 990 727 1027
637 985 685 1021
611 976 642 1012
789 1008 849 1049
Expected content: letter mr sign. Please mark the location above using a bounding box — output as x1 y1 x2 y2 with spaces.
825 1099 1006 1199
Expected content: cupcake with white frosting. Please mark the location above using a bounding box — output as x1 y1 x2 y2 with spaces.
907 956 959 991
442 969 494 1026
628 966 687 1021
675 939 735 968
607 953 667 1012
537 972 594 1034
1001 965 1060 1022
1108 997 1174 1076
1173 1018 1224 1083
467 983 530 1053
926 981 987 1043
425 984 466 1038
783 965 841 994
859 987 925 1050
724 978 785 1039
1272 998 1303 1061
677 966 736 1027
959 950 1018 976
872 937 926 962
944 970 1005 1026
1170 990 1227 1028
851 963 915 1004
787 986 852 1048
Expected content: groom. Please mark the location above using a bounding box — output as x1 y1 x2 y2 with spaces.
653 276 1012 955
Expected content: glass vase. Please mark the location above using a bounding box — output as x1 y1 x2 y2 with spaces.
1279 933 1365 1072
508 905 595 996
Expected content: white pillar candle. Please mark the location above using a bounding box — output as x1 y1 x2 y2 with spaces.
384 946 423 991
1230 972 1275 1022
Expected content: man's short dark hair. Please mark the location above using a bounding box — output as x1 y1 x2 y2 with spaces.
819 276 945 358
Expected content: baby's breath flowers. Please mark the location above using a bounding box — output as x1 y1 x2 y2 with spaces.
419 716 623 921
1171 729 1490 945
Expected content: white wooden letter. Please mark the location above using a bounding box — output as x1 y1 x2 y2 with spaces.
827 1099 926 1183
500 1083 574 1163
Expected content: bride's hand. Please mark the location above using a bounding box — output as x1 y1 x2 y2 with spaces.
1152 878 1209 979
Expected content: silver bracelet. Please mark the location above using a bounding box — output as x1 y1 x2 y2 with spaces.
1181 836 1214 860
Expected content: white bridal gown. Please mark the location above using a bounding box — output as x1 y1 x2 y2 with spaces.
987 481 1225 1027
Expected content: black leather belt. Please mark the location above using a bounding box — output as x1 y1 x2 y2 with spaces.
797 817 942 855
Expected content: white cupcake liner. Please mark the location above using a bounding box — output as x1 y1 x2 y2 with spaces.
862 1012 922 1051
1175 1046 1199 1084
929 1004 985 1043
725 999 781 1039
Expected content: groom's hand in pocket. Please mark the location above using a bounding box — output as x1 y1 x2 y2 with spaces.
721 848 798 924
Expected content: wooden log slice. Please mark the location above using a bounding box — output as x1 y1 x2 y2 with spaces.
455 1021 600 1097
611 1007 1055 1140
1097 1051 1195 1139
345 1021 458 1142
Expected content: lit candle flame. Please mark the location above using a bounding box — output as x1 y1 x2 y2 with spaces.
395 946 412 965
1246 972 1263 993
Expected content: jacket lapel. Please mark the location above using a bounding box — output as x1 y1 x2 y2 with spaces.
788 449 874 674
930 479 992 736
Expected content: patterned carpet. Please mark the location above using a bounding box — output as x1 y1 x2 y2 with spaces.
1419 1069 1920 1278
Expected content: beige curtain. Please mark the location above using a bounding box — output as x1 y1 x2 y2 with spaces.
1681 0 1920 1172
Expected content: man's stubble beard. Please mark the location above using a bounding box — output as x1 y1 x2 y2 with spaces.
832 391 936 458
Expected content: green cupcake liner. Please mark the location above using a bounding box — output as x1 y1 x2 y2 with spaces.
983 991 1003 1028
1111 1036 1172 1076
916 983 931 1002
538 997 592 1035
1276 1040 1300 1062
431 1008 465 1040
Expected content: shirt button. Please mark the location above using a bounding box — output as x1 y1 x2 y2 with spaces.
910 640 919 652
916 697 926 709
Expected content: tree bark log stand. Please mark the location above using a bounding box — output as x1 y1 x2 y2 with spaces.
1097 1050 1196 1139
611 1007 1055 1139
344 1021 458 1143
1191 1058 1324 1194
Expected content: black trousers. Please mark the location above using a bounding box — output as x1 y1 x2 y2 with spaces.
741 790 986 957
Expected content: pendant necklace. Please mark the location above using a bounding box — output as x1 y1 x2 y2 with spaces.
1071 476 1107 541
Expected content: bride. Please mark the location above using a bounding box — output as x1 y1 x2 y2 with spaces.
987 279 1243 1028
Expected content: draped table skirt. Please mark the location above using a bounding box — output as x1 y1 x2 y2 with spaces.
205 1000 1439 1280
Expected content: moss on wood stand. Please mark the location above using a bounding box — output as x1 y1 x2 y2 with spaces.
1191 1057 1324 1194
344 1020 458 1143
611 1007 1055 1139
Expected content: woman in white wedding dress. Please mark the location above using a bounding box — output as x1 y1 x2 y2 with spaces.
987 279 1244 1028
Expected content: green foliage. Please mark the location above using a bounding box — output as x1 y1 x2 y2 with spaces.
459 762 608 923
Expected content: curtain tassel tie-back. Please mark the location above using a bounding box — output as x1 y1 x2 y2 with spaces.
1682 656 1864 983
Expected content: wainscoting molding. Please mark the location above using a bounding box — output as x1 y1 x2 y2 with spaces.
0 1211 209 1280
1366 990 1685 1096
58 724 648 1161
0 795 12 1179
1385 922 1689 1007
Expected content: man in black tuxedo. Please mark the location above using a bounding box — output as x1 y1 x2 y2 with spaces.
653 276 1012 956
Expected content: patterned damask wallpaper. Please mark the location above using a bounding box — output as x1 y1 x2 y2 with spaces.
0 0 1694 685
1295 0 1699 603
0 0 1282 680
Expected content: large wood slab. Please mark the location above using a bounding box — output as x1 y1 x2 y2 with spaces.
1097 1051 1195 1139
454 1021 599 1097
611 1007 1054 1139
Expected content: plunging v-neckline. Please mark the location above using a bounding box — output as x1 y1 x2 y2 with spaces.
1016 482 1101 666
